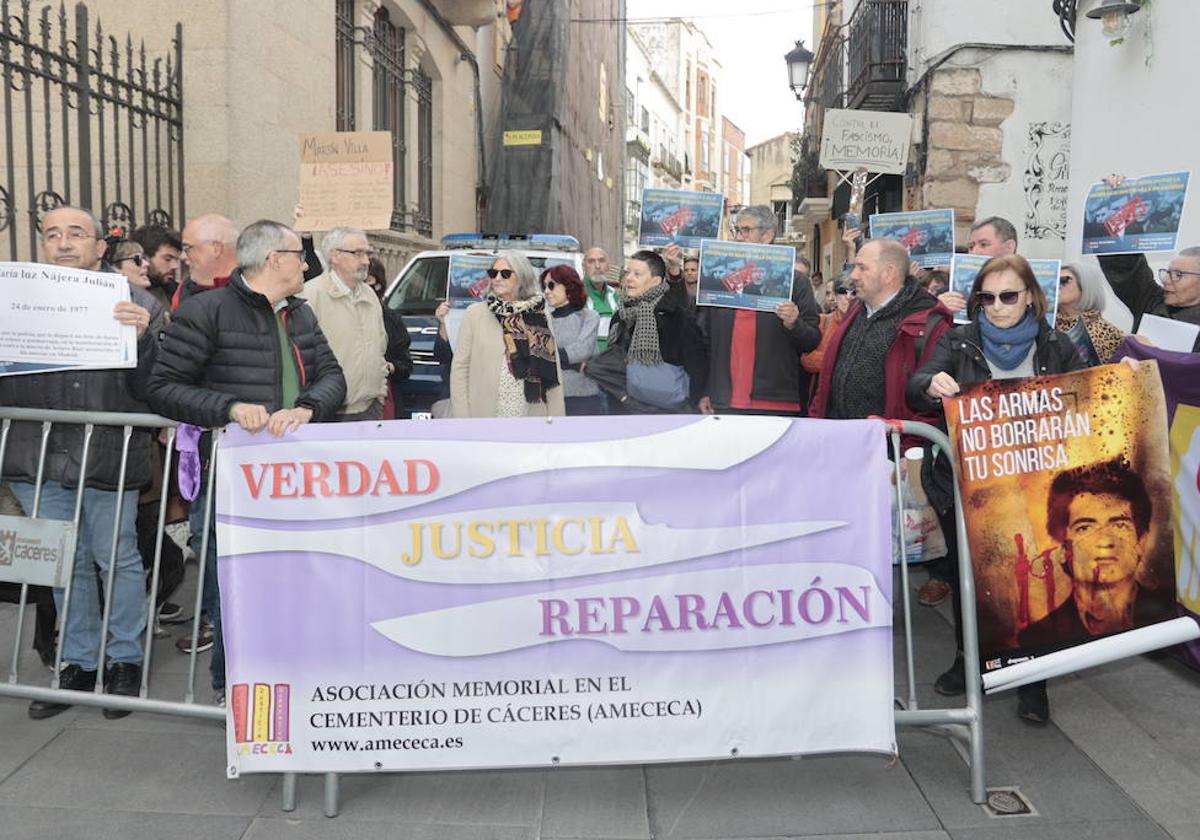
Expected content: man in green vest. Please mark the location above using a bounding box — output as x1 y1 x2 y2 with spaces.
583 246 619 352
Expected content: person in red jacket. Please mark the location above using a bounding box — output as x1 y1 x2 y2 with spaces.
808 237 952 424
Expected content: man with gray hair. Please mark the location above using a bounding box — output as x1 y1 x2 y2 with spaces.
1099 245 1200 351
697 204 822 415
173 213 239 311
148 219 345 704
0 205 162 720
298 227 391 421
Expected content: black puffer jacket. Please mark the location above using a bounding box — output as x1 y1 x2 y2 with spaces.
0 283 164 490
147 271 346 428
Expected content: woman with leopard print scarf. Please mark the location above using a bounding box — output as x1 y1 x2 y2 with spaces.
450 251 565 418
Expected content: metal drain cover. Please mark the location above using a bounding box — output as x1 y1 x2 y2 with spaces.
983 787 1036 817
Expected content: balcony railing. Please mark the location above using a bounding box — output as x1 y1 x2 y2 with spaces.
847 0 907 111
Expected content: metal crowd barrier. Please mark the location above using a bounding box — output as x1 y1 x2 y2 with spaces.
0 409 986 816
0 407 222 722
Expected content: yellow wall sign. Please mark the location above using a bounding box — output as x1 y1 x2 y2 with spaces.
503 130 543 146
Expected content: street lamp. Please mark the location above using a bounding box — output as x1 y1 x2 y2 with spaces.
1085 0 1142 40
784 40 814 101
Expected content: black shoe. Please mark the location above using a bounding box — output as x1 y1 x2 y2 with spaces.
1016 681 1050 726
157 601 188 624
28 664 97 720
933 653 966 697
102 662 142 720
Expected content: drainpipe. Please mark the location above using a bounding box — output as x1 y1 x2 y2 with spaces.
413 0 488 230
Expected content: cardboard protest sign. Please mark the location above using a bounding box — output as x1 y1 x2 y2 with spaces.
946 364 1178 677
1082 171 1191 255
697 240 795 313
638 189 724 250
947 254 1062 328
819 110 913 175
869 209 955 268
296 131 394 232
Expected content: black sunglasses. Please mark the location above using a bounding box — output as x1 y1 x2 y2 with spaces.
977 290 1022 306
486 268 514 279
116 254 145 266
542 279 558 291
1059 274 1072 286
834 285 853 295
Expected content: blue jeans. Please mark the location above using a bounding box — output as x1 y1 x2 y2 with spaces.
10 481 146 670
188 474 224 691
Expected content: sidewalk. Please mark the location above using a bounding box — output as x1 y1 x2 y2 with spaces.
1 569 1198 840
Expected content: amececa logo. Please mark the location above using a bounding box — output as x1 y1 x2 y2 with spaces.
231 682 293 755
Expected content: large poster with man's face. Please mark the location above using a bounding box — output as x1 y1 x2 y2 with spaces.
946 363 1177 672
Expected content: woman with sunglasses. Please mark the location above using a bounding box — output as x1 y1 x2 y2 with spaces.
540 264 604 415
801 277 855 396
1056 263 1126 366
111 241 151 289
907 253 1083 727
450 251 565 418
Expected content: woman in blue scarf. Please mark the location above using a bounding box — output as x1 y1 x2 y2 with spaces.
907 254 1084 728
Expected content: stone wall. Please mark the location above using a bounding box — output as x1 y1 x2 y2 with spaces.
915 67 1014 243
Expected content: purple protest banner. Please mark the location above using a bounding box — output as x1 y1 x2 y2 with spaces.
215 416 896 776
1112 339 1200 672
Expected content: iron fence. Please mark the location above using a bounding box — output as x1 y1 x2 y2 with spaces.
0 0 184 260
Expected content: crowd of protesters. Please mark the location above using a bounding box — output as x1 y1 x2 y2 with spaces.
1 195 1198 727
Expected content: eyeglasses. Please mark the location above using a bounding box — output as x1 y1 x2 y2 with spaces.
486 268 515 279
977 290 1022 306
181 240 217 254
335 248 376 259
42 227 96 243
542 280 559 291
834 286 853 295
1158 268 1200 285
115 254 145 266
1058 274 1072 286
732 224 761 236
272 249 306 260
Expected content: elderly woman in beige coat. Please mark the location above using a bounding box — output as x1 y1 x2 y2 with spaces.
450 250 566 418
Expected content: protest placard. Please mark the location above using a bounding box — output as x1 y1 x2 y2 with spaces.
869 209 955 268
217 416 896 776
948 254 1062 327
0 262 135 376
819 110 913 175
697 240 795 312
638 188 724 249
296 131 394 232
446 253 496 310
1081 171 1191 255
946 364 1179 679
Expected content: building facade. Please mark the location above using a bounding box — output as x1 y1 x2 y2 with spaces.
0 0 514 276
623 18 748 257
797 0 1074 273
747 132 800 245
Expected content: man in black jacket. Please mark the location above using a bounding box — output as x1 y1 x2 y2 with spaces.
1099 247 1200 352
148 219 346 703
697 205 821 416
1 206 161 720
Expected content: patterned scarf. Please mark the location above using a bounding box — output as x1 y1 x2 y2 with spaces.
618 280 669 364
485 293 559 403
